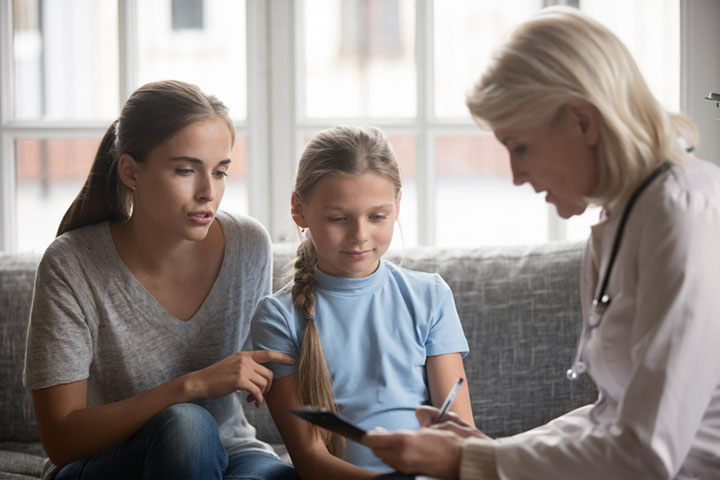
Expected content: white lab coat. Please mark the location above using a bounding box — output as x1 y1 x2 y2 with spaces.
464 158 720 479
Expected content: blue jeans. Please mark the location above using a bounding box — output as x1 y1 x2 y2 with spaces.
55 403 299 480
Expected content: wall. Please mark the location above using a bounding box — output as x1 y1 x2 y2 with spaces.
682 0 720 164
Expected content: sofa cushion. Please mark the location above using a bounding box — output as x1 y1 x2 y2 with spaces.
0 443 45 478
0 254 42 444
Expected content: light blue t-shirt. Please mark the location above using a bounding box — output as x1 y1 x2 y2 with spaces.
251 259 469 471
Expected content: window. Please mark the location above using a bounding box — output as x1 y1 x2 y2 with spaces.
171 0 204 30
2 0 248 253
0 0 692 253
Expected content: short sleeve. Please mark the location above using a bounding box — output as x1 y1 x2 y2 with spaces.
250 295 300 378
425 274 469 358
23 248 93 390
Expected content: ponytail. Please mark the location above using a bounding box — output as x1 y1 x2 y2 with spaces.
56 120 131 236
291 237 344 456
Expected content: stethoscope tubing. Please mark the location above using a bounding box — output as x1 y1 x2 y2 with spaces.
567 162 672 380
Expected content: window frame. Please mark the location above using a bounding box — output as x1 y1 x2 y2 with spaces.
1 0 716 252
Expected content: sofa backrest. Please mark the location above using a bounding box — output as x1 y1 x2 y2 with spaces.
1 241 597 446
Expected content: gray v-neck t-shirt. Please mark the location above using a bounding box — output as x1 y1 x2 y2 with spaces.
24 210 275 457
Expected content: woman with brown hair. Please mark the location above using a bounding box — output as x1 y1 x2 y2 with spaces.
24 80 298 480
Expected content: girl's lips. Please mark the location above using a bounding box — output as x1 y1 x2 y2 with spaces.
342 250 372 260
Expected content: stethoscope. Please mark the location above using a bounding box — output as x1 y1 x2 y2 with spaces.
567 162 672 380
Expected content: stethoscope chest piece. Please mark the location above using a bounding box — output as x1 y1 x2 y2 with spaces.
566 361 587 380
589 294 611 328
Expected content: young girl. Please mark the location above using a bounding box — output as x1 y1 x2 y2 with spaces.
251 125 473 479
23 80 298 480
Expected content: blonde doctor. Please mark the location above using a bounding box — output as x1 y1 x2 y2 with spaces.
363 6 720 479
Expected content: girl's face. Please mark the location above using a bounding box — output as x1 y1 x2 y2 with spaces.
493 100 600 219
292 172 400 278
122 116 233 242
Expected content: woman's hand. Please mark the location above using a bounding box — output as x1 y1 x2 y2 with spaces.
184 350 295 407
363 427 465 478
361 406 491 478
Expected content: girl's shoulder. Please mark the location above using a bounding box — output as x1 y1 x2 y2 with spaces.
253 283 297 323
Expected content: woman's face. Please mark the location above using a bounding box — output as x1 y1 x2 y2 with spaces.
125 116 233 241
493 101 600 219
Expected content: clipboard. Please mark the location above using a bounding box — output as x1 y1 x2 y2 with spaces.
289 406 367 443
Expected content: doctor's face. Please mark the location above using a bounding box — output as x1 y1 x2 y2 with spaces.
494 101 600 219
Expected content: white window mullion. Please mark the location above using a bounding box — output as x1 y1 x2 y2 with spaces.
416 0 435 246
268 0 297 242
0 132 16 252
0 0 16 252
246 0 271 229
117 0 137 107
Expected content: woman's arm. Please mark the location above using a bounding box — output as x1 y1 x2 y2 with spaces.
426 353 474 426
33 349 294 467
265 373 378 480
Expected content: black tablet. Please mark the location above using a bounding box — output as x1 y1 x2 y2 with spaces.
289 406 367 443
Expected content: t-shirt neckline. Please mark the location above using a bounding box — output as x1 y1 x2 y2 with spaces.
103 211 231 325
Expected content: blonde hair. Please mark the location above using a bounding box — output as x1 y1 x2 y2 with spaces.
291 125 401 455
466 6 698 207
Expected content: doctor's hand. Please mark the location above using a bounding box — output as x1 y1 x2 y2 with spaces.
363 427 465 479
416 406 490 440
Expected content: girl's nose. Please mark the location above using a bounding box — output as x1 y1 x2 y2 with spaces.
350 219 369 243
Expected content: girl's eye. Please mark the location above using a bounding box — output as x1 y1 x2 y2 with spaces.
370 214 387 221
328 217 346 223
213 170 229 178
513 144 527 155
175 168 194 176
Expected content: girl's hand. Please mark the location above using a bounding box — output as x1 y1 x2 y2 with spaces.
185 350 295 407
416 405 491 440
363 427 465 478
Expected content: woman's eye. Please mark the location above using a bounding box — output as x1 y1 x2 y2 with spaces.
328 217 346 223
370 214 387 221
213 170 229 178
513 145 527 155
175 168 194 176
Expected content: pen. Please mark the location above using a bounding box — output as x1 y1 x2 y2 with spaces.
432 377 464 425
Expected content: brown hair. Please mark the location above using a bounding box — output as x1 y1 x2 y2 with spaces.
57 80 234 236
292 125 401 455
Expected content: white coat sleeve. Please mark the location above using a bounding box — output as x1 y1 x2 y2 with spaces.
492 188 720 479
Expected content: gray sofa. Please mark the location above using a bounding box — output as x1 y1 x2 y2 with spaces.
0 241 597 479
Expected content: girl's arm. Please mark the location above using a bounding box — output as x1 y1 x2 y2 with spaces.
33 349 294 467
265 373 378 480
426 353 474 426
